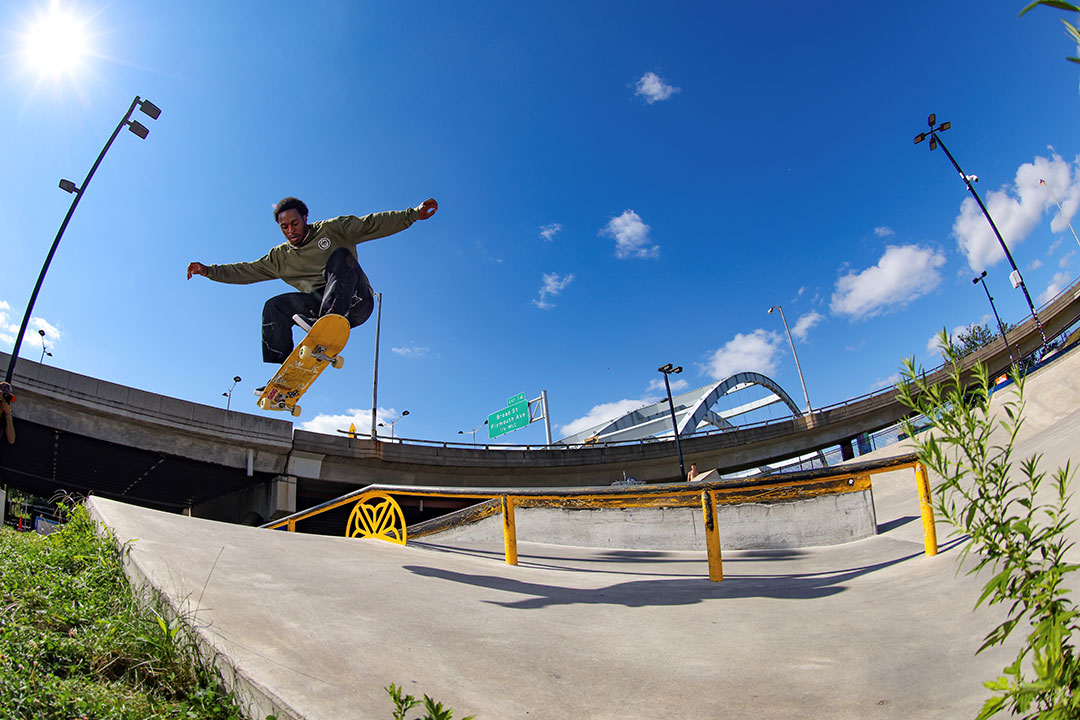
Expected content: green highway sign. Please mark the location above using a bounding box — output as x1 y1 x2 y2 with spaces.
489 400 529 438
507 392 526 406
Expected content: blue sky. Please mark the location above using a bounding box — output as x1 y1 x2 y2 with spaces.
2 0 1080 446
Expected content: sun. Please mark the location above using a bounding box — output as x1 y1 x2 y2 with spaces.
21 4 91 78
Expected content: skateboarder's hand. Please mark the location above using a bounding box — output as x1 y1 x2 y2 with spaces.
186 262 208 279
415 198 438 220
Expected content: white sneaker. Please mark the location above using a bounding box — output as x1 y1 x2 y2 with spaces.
292 314 314 333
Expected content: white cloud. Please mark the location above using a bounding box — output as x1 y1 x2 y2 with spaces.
874 226 895 237
830 245 946 319
533 272 574 310
1038 271 1071 305
953 153 1080 272
299 407 405 438
791 311 824 342
1030 258 1044 270
870 373 901 391
701 329 782 380
634 72 679 104
601 210 659 259
559 397 656 437
391 344 429 358
540 223 562 242
0 300 62 355
1060 250 1075 268
647 377 689 393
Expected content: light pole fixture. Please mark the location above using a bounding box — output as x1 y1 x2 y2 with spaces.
378 409 409 439
37 329 53 364
767 305 812 415
5 96 161 385
458 420 487 445
657 363 686 481
222 375 242 411
914 113 1047 348
973 271 1018 368
1039 178 1080 250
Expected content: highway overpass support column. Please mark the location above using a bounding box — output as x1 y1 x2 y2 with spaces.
190 475 297 525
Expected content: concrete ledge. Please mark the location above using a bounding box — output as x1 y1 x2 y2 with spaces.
85 496 303 720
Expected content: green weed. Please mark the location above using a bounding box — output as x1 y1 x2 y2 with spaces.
0 500 251 719
898 332 1079 718
386 682 476 720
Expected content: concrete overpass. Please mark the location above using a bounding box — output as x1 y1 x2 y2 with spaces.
2 275 1079 525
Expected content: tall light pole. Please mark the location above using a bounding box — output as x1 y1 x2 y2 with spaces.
37 329 53 364
458 420 487 445
222 375 242 411
914 114 1047 348
378 410 409 439
5 95 161 385
973 271 1017 368
657 363 686 481
370 291 383 440
767 305 812 415
1039 178 1080 250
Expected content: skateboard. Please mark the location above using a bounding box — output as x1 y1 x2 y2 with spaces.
256 314 350 417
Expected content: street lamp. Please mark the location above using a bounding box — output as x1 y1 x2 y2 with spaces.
378 409 409 439
767 305 812 415
222 375 242 411
1039 178 1080 250
657 363 686 481
973 271 1017 368
458 420 487 444
5 96 161 385
37 329 52 364
914 113 1047 348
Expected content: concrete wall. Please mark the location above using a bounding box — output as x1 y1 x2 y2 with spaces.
417 489 877 551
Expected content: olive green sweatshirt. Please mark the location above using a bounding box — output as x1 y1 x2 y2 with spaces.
205 208 420 294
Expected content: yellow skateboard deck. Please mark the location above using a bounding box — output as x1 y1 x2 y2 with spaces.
257 314 350 417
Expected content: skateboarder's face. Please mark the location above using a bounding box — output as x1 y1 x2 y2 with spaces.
278 209 308 247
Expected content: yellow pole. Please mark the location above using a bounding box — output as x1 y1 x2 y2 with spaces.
287 519 296 533
701 489 723 581
502 495 518 566
915 462 938 557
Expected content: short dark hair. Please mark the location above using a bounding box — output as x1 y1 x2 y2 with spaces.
274 197 308 222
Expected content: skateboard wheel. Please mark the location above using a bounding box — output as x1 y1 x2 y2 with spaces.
331 355 344 369
298 346 308 360
258 398 269 409
290 405 302 417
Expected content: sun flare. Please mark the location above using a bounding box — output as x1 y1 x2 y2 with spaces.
21 5 91 77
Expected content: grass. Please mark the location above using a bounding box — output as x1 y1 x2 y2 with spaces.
0 500 252 720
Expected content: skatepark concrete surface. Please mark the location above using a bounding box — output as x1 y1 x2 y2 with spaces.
85 344 1080 720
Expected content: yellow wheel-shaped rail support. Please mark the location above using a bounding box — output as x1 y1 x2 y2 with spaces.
346 491 407 545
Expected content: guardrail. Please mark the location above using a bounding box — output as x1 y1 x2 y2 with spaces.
262 454 937 581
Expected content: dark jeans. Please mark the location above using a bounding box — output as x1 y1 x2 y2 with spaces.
261 248 374 363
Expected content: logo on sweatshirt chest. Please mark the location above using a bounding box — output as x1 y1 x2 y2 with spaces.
317 237 331 250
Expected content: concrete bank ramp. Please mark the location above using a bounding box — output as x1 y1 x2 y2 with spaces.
91 491 1018 720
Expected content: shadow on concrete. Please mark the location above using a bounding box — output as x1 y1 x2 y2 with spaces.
402 540 961 608
877 515 919 533
410 541 704 577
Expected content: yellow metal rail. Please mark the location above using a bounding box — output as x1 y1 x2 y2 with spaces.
263 454 937 581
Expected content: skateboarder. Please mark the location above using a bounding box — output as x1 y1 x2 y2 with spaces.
187 197 438 364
